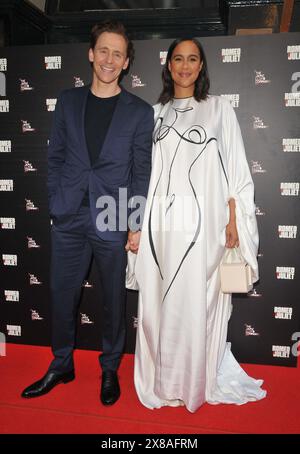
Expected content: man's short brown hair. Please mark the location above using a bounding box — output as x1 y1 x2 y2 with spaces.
89 20 134 67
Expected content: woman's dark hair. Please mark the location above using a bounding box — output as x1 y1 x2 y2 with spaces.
158 38 210 105
89 20 134 72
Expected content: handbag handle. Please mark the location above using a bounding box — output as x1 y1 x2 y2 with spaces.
222 247 245 264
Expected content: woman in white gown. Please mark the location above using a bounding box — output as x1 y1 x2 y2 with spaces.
132 38 266 413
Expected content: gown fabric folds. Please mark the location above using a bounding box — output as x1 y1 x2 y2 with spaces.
131 95 266 413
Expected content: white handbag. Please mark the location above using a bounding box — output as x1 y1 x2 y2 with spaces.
220 247 253 294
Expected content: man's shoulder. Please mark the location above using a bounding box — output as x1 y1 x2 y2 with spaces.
122 88 153 112
58 85 90 101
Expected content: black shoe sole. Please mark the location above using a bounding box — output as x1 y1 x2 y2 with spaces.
101 395 120 406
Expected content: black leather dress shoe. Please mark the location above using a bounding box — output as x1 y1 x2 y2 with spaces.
100 370 120 405
21 370 75 398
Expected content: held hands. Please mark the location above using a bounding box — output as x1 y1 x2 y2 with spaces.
225 220 239 248
125 230 141 254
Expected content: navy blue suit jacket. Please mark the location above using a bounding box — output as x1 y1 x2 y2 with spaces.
47 85 154 240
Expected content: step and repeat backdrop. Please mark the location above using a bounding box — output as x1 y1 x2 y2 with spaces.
0 32 299 365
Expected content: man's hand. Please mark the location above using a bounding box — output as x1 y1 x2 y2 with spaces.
125 230 141 254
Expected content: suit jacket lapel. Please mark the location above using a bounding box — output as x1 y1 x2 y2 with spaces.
79 84 91 166
98 87 132 160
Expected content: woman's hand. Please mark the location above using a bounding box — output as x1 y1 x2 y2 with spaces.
226 220 239 248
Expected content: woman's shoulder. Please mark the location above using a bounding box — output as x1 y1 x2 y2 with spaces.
205 94 229 107
153 102 162 112
152 102 170 119
205 95 235 117
152 102 168 112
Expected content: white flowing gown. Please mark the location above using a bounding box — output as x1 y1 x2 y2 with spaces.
132 95 266 413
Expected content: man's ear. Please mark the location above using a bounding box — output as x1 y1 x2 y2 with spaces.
88 48 94 64
123 57 129 70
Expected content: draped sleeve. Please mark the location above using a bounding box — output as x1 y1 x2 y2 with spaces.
221 98 259 283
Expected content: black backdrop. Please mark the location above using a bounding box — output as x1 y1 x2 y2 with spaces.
0 32 299 366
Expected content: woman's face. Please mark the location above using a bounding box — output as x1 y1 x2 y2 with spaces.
168 40 203 97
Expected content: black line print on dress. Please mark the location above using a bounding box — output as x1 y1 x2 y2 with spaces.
148 115 164 280
218 149 229 186
149 106 217 301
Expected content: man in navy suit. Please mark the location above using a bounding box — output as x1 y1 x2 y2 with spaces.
22 21 153 405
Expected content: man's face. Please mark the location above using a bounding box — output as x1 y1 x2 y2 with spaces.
89 32 129 86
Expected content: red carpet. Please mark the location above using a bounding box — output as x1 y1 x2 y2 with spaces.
0 344 299 434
